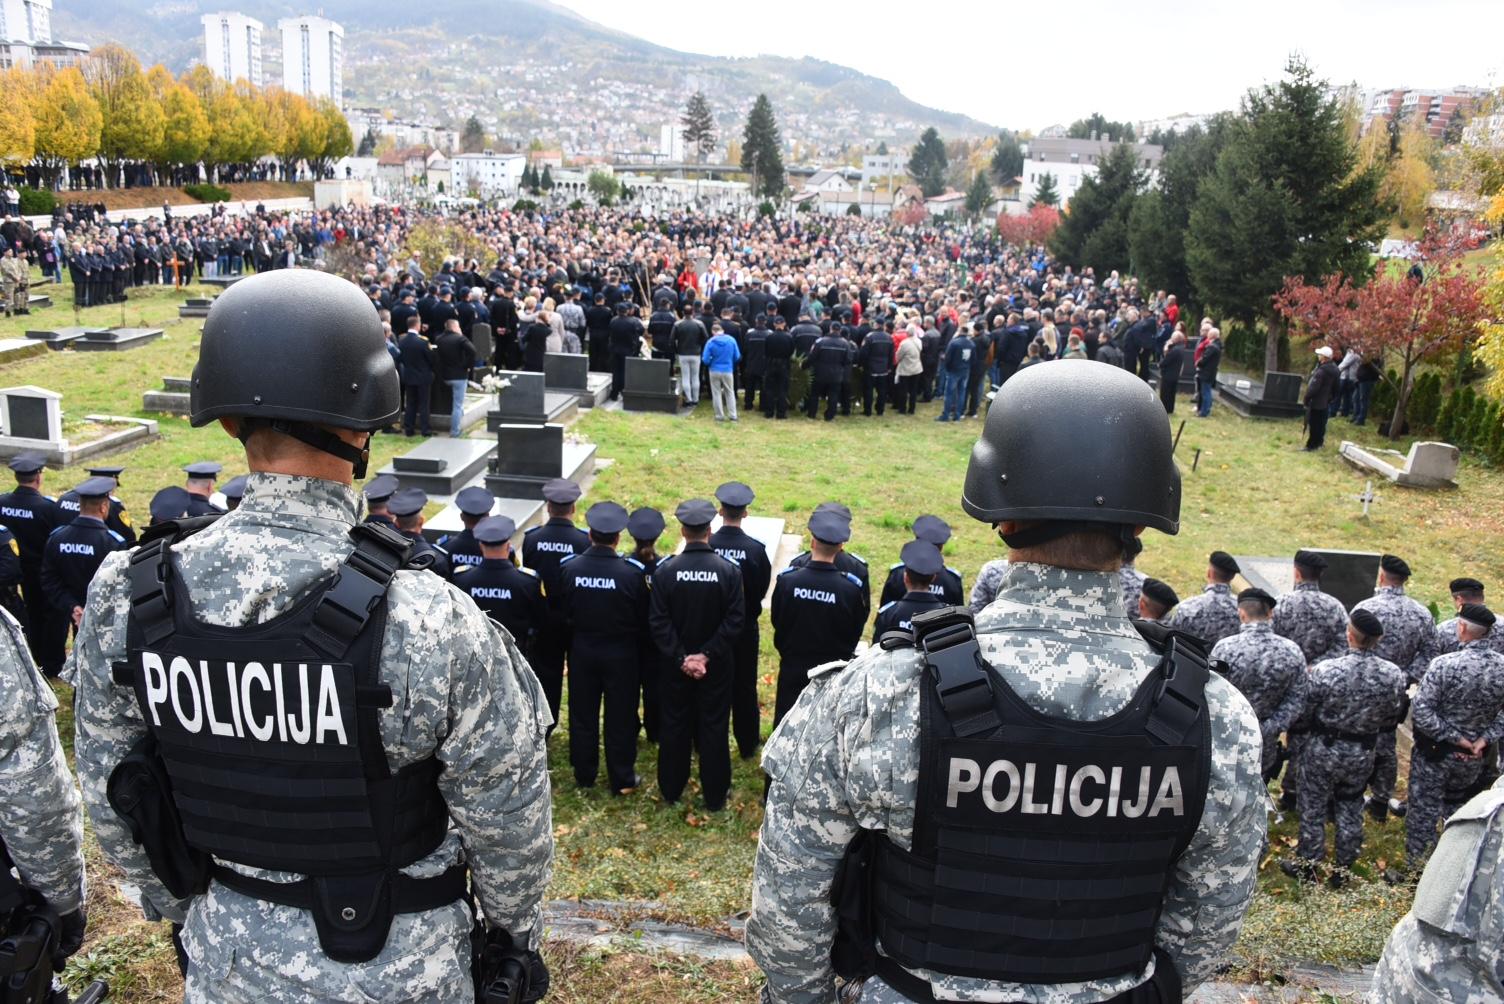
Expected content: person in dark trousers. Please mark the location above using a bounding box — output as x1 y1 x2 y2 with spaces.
871 541 950 640
1195 326 1223 418
743 316 769 412
1158 330 1188 415
434 319 477 437
859 323 894 417
607 303 644 400
806 327 851 421
1303 346 1341 451
452 515 543 654
762 317 795 419
397 316 435 436
585 292 614 373
556 502 649 794
40 477 126 634
963 320 990 418
709 482 772 760
650 500 744 811
0 454 65 677
626 507 667 742
521 479 591 726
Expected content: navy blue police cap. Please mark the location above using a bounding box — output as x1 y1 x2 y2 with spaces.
585 501 629 534
627 507 666 540
899 540 943 577
473 515 517 544
456 486 496 516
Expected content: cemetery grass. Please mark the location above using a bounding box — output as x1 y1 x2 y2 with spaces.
9 301 1502 996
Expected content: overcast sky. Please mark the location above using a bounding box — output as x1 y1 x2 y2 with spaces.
552 0 1503 131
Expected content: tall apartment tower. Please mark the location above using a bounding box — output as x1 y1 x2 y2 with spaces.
200 11 263 86
278 15 343 103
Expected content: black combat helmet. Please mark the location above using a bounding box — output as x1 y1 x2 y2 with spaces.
961 361 1180 540
190 269 399 476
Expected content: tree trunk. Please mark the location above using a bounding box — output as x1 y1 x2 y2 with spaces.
1264 310 1282 376
1386 362 1414 440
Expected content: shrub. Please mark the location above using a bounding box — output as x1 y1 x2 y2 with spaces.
511 199 538 213
183 183 231 203
1371 370 1399 428
758 201 777 218
1436 387 1464 443
17 187 55 215
568 199 585 211
1408 372 1443 432
845 202 862 217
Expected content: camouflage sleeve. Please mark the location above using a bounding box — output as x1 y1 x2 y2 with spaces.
1406 626 1440 685
1411 667 1453 743
1265 655 1308 739
430 589 554 948
0 612 84 912
69 552 192 923
1154 674 1266 993
748 665 865 1004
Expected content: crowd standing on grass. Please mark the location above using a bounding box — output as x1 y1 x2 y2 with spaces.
0 205 1501 1001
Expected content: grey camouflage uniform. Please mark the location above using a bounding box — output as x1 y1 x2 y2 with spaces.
1166 582 1240 646
70 473 554 1003
1210 621 1307 776
1371 776 1504 1003
1272 581 1348 665
1435 618 1504 658
0 604 84 913
749 562 1266 1004
1406 641 1504 865
967 558 1009 613
1355 586 1439 806
1120 563 1146 614
1293 649 1407 866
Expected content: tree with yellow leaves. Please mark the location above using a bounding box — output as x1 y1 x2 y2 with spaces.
309 97 353 179
0 69 36 168
1384 121 1436 231
33 66 102 187
1477 193 1504 400
84 43 165 186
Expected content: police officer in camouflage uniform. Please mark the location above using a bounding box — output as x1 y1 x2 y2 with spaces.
967 557 1009 613
1435 579 1504 657
1356 554 1438 822
749 363 1266 1004
70 269 553 1003
1165 550 1242 645
1372 774 1504 1001
1210 588 1308 781
1271 549 1349 812
1283 608 1407 886
0 603 87 984
1135 577 1178 625
1119 537 1147 613
1403 604 1504 874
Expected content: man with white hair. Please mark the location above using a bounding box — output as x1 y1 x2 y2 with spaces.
1303 346 1341 451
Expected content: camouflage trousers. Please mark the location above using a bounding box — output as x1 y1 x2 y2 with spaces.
1298 736 1375 866
1404 750 1485 865
1367 729 1398 802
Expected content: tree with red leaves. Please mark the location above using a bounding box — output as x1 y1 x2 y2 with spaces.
1274 227 1486 439
995 204 1061 248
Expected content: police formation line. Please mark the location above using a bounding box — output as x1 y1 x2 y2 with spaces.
1 270 1497 1004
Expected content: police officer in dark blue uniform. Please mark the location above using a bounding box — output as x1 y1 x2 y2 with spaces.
873 540 950 641
0 452 65 676
626 506 667 742
220 474 248 511
555 502 647 793
436 487 495 572
453 515 543 651
148 485 192 526
182 461 226 516
770 507 867 727
650 499 744 811
788 501 870 618
361 474 400 529
523 479 590 726
41 476 126 631
387 487 451 579
56 465 137 543
709 481 773 760
878 515 965 607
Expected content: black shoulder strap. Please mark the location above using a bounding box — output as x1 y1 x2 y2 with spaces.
1145 634 1210 746
304 521 414 660
911 606 1000 738
0 834 22 914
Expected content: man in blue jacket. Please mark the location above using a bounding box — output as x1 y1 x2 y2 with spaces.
702 322 742 422
937 325 975 422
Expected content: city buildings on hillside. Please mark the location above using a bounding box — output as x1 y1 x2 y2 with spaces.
200 11 262 86
278 14 343 102
0 0 88 70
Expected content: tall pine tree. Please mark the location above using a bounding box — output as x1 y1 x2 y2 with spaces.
964 172 993 216
681 91 716 163
1048 145 1145 273
990 130 1023 185
908 127 948 198
1030 172 1060 207
740 94 785 197
461 115 486 153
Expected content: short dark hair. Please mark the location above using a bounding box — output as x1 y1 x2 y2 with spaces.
588 529 620 547
1238 596 1274 618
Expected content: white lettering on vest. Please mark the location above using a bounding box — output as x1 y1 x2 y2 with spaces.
575 576 616 589
716 548 747 563
1121 766 1151 818
1069 765 1105 817
947 758 1186 819
58 542 96 555
677 570 719 583
314 665 347 745
927 583 945 596
982 759 1020 813
793 587 836 604
139 653 353 747
169 656 202 734
242 662 274 741
201 660 235 738
0 507 32 519
534 541 577 554
141 651 168 726
1149 767 1184 817
1021 762 1050 814
286 664 312 744
452 553 482 566
946 757 979 807
472 587 513 600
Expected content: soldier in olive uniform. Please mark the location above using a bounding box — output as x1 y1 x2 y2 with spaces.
1210 588 1308 781
749 363 1265 1004
1165 550 1241 645
71 269 553 1003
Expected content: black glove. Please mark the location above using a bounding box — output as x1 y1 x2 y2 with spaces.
54 909 86 968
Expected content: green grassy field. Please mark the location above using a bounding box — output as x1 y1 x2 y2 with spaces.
8 275 1500 1001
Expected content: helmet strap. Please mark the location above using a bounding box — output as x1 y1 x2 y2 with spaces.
1000 520 1134 551
239 419 373 479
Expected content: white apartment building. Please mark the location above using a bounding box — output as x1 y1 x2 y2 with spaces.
279 14 343 102
450 151 527 197
1019 137 1164 207
200 11 263 86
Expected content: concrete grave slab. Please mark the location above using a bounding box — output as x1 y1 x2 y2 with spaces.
72 327 164 352
1339 440 1459 489
378 437 497 496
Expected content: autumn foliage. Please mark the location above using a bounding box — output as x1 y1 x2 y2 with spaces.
995 204 1062 248
1274 226 1487 438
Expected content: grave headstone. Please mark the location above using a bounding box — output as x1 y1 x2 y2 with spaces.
485 422 596 500
622 357 678 414
1234 549 1380 612
0 386 63 446
543 353 588 391
23 326 100 350
486 370 578 431
1262 372 1302 405
471 323 493 364
378 437 498 496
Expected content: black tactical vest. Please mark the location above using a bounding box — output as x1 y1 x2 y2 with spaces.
871 609 1211 990
112 518 463 963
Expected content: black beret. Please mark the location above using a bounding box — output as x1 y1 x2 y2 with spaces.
808 509 851 544
455 486 496 516
363 474 399 503
1238 587 1276 608
387 488 428 518
911 514 951 546
541 479 582 504
1294 549 1328 572
473 515 517 544
584 501 629 534
1209 551 1240 576
1350 608 1384 637
715 481 755 507
1459 603 1496 630
674 499 716 528
1141 578 1179 610
627 507 666 540
1450 577 1485 596
899 540 943 577
1381 554 1411 578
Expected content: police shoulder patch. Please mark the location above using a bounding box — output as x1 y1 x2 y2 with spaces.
777 565 798 577
107 530 125 543
559 553 579 565
46 525 65 538
878 600 897 613
453 565 473 576
849 553 867 566
524 525 543 537
888 561 903 571
624 557 645 571
519 566 537 577
844 572 863 587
